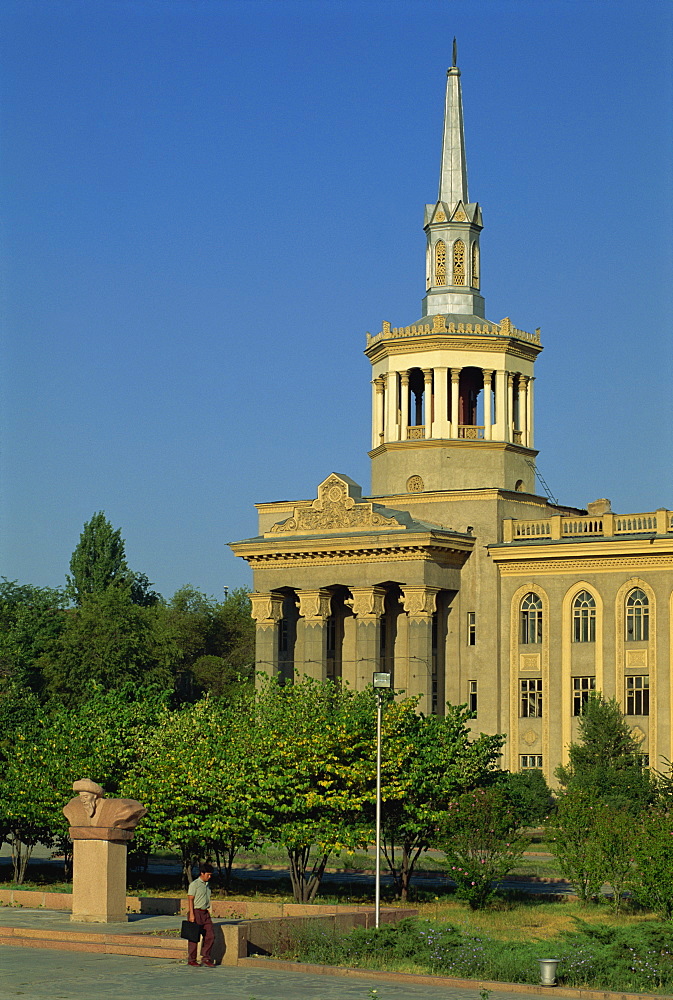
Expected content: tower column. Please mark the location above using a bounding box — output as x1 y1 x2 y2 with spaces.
401 587 439 716
519 376 529 447
423 369 433 439
507 373 516 443
385 371 399 442
372 378 384 448
350 587 386 691
400 371 410 440
483 369 493 441
433 366 449 438
250 593 284 677
494 369 507 440
297 590 332 681
450 367 461 438
528 376 535 448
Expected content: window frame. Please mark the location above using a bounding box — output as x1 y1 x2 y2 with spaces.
520 677 543 718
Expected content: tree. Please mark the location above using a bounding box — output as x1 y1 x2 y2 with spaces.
556 694 654 812
496 768 553 827
439 786 527 909
66 512 132 604
250 677 374 903
378 701 504 901
631 809 673 919
0 578 68 695
41 589 175 706
546 789 607 903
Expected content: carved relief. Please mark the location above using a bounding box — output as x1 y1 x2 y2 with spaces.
406 475 424 493
452 239 465 285
626 650 648 668
402 587 438 617
298 590 332 621
523 730 538 746
270 474 402 534
520 653 541 672
250 592 284 625
350 587 386 619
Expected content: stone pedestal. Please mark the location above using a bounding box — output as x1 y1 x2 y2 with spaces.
70 827 133 923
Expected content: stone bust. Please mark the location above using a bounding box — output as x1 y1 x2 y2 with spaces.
63 778 147 831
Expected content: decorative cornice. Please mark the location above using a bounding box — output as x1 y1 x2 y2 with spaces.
497 555 673 575
236 540 471 569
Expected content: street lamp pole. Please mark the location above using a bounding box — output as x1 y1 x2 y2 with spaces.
372 671 391 928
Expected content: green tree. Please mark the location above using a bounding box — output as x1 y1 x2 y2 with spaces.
66 512 132 604
379 702 504 901
41 589 175 706
496 768 553 827
631 809 673 919
439 786 527 909
556 694 654 812
0 578 68 695
546 789 607 903
250 677 374 903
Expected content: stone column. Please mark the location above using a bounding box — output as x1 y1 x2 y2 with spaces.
297 590 332 681
483 369 493 440
450 368 460 438
433 366 449 438
385 371 399 442
350 587 386 691
401 587 439 716
250 592 284 677
400 371 410 440
372 378 384 448
519 376 529 447
494 369 507 440
423 369 433 439
507 373 516 443
528 376 535 448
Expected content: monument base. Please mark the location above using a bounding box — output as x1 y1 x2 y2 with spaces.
70 837 129 923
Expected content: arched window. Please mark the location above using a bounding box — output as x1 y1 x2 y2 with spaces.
452 239 465 285
471 241 480 289
626 588 649 641
434 240 446 286
520 592 543 644
572 590 596 643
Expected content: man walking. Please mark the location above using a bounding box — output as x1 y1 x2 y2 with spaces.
187 863 215 967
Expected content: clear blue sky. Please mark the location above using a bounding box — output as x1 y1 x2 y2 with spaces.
1 0 672 601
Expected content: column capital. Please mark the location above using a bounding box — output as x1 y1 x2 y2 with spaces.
401 586 440 618
374 377 385 393
400 370 410 385
349 586 386 619
483 368 493 383
450 367 461 381
250 592 284 626
297 589 332 623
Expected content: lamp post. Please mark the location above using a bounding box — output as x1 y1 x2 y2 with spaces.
372 671 391 928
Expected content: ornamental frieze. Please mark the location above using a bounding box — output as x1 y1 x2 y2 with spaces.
269 474 403 535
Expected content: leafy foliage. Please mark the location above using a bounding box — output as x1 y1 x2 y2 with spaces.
495 768 553 826
439 786 527 909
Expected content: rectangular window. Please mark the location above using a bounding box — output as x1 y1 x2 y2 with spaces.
520 678 543 718
467 612 476 646
469 680 478 715
572 676 596 716
278 619 289 653
520 755 543 770
626 675 649 715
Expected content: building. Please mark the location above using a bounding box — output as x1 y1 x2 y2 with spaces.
230 53 673 785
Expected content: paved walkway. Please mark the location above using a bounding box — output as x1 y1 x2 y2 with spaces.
0 943 551 1000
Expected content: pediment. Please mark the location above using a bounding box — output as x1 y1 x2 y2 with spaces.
266 474 405 536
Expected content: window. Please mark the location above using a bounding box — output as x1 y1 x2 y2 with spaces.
520 592 543 644
626 588 649 641
452 239 465 285
434 240 446 286
626 675 649 715
469 680 478 714
572 676 596 716
467 611 476 646
520 678 543 718
520 755 543 770
572 590 596 642
278 619 289 653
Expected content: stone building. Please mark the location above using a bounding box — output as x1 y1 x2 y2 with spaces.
231 54 673 785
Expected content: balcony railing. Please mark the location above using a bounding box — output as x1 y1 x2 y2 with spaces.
503 509 672 543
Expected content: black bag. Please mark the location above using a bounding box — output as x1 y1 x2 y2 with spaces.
180 920 202 943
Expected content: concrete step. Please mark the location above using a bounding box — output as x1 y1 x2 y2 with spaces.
0 925 185 960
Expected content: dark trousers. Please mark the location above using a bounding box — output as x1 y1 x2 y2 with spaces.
188 908 214 963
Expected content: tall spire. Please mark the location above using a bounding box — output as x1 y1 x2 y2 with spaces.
439 41 469 205
422 48 484 320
